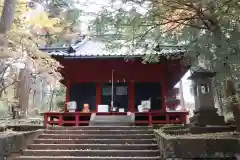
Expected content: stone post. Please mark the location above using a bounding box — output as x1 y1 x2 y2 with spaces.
188 71 225 126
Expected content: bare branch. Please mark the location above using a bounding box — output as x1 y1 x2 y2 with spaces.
0 80 17 97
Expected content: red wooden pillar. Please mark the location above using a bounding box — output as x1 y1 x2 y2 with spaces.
128 81 134 112
75 112 79 126
96 82 101 112
65 81 70 112
166 113 170 124
181 113 187 124
44 113 48 128
161 66 167 112
148 112 152 126
58 114 63 126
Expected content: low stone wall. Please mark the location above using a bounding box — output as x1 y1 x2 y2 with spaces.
6 125 44 131
154 130 240 159
0 130 42 160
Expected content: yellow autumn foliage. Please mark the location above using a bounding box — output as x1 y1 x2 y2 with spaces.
0 0 61 31
0 0 62 78
27 12 59 28
154 0 196 34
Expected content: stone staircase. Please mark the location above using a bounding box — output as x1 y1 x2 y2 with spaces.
14 126 161 160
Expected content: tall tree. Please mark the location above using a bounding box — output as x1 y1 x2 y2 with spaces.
90 0 240 129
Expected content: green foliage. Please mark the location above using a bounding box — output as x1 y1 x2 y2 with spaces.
56 100 65 110
52 84 66 111
64 9 81 26
31 0 82 46
89 0 240 119
90 0 240 68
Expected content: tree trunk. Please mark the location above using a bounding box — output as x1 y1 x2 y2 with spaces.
18 68 30 118
225 79 240 132
0 0 16 33
0 0 16 58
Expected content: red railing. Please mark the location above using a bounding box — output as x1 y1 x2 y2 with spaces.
134 111 188 125
43 111 188 127
43 112 92 127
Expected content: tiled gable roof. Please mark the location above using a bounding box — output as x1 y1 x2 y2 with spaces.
40 36 187 58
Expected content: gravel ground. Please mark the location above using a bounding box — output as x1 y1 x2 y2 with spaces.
0 117 43 126
179 131 240 139
0 130 28 138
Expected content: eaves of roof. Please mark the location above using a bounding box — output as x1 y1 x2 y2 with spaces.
39 36 187 58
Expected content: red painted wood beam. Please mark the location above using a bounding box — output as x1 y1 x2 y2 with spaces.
56 58 188 92
63 59 165 84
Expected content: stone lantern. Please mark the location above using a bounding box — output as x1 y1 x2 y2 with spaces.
188 71 225 126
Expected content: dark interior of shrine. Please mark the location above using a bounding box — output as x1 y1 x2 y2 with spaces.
69 82 162 112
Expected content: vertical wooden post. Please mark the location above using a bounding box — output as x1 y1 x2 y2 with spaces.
148 112 152 126
161 79 167 112
75 112 79 126
58 114 63 126
161 64 167 112
44 114 48 128
181 114 187 124
96 82 101 112
128 81 134 112
166 113 170 124
65 81 70 112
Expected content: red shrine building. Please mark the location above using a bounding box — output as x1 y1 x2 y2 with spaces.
40 37 189 126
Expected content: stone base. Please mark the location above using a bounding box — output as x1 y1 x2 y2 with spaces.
190 108 225 126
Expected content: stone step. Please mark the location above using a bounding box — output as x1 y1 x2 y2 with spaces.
47 126 151 130
91 119 133 123
34 138 156 144
39 133 155 139
28 144 159 150
22 149 160 157
15 156 161 160
44 129 153 134
89 122 133 126
89 115 134 126
92 115 132 121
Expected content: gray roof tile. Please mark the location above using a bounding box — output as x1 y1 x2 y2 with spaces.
46 37 187 57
